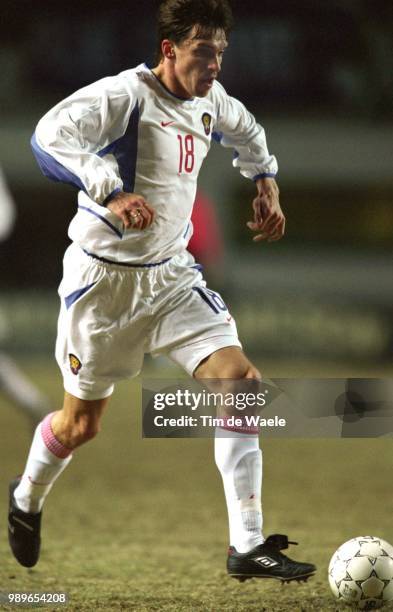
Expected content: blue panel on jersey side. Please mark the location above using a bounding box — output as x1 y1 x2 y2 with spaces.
64 281 97 310
30 133 85 192
97 103 140 193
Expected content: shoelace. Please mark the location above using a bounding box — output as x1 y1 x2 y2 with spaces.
264 534 298 551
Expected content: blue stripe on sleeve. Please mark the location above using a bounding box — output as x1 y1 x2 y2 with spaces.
31 132 85 192
102 188 122 207
31 101 140 199
212 131 223 143
253 173 277 181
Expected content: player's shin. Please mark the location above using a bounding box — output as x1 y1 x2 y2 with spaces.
215 429 263 553
14 412 72 514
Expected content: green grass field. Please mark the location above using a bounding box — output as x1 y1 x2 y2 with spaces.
1 359 393 611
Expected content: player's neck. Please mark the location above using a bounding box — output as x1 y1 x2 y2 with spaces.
151 64 193 100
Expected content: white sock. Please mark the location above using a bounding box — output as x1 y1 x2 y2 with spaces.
14 412 72 514
215 428 263 553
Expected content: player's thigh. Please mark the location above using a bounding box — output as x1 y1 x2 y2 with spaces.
150 274 241 376
56 246 146 400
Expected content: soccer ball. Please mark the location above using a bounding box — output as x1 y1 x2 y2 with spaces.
328 536 393 609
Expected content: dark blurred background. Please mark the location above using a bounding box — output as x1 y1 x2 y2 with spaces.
1 0 392 368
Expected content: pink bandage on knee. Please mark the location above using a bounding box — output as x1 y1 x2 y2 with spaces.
41 412 72 459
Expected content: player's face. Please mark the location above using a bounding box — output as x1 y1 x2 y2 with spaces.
173 27 228 98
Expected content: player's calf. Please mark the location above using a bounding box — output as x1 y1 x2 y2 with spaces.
50 393 109 450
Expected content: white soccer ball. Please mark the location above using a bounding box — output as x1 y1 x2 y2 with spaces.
328 536 393 609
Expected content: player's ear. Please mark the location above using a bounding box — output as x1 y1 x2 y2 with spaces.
162 39 176 60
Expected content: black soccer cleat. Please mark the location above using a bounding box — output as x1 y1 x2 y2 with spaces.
227 534 316 583
8 478 42 568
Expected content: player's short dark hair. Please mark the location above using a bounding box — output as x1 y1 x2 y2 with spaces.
156 0 233 62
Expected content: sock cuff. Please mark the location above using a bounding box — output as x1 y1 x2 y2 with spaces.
41 412 72 459
220 415 260 435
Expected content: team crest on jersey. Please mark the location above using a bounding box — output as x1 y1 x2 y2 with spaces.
202 113 212 135
69 353 82 375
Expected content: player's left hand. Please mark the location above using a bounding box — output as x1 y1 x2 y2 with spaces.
247 177 285 242
106 191 155 230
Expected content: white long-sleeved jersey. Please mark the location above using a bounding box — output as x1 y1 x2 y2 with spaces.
32 63 277 265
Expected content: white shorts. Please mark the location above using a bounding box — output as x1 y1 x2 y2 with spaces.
55 244 241 400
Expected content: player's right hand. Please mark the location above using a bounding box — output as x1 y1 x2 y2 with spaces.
106 191 155 230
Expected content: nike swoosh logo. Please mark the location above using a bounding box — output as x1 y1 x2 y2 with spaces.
161 121 175 127
226 316 232 322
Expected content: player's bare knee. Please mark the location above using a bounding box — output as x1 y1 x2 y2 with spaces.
219 362 249 379
52 411 101 449
194 347 261 381
225 362 261 380
73 414 101 445
205 360 260 380
244 364 262 381
54 394 108 448
62 424 98 449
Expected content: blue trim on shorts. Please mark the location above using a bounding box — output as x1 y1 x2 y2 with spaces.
83 249 171 268
64 282 97 309
78 206 123 239
192 264 204 272
192 286 219 313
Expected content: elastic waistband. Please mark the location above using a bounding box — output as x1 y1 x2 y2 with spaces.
82 249 171 268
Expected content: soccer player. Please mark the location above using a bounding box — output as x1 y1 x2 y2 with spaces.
8 0 316 583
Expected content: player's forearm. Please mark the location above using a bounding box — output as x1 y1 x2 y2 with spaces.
231 116 278 180
213 85 278 180
255 176 279 198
